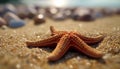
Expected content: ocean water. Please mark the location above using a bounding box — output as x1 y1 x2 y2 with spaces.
21 0 120 8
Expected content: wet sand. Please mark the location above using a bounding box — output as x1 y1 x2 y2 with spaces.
0 15 120 69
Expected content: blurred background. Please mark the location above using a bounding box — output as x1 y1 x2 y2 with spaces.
0 0 120 28
0 0 120 7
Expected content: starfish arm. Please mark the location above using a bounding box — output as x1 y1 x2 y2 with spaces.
47 34 70 61
50 26 67 36
50 26 56 35
75 32 105 44
71 34 103 58
26 34 62 47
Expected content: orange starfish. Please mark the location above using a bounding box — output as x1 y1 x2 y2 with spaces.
26 26 105 61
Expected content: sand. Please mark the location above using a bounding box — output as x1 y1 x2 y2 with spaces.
0 15 120 69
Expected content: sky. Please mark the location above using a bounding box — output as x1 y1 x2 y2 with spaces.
21 0 120 8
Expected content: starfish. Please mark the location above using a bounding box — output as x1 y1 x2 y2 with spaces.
26 26 105 61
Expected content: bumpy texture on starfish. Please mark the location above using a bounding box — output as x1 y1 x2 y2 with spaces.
26 26 105 61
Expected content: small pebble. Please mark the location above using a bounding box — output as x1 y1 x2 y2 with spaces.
16 5 28 19
27 7 37 19
9 19 25 28
4 12 25 28
69 65 73 69
4 12 20 21
17 13 27 19
72 8 95 21
0 17 7 27
52 12 66 21
16 63 21 69
3 4 16 14
116 9 120 14
0 25 8 30
33 14 45 25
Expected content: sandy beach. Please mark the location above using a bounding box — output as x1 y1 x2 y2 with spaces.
0 15 120 69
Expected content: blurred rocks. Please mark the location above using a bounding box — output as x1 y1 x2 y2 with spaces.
52 12 66 21
26 7 37 19
115 9 120 15
71 8 95 21
46 7 59 18
4 12 25 28
3 4 17 13
8 19 25 28
16 5 28 19
0 4 17 16
0 3 119 28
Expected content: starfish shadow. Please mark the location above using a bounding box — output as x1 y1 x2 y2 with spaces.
48 51 79 64
48 51 105 64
